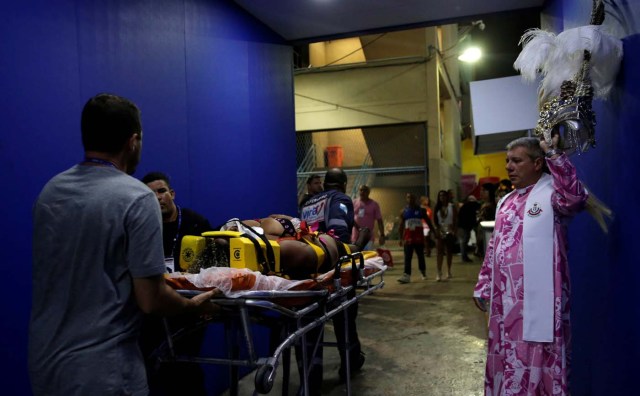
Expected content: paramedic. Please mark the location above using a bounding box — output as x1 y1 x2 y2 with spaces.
140 171 213 396
141 171 212 272
301 168 365 385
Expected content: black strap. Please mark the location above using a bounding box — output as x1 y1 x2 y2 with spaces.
335 240 359 287
239 231 268 273
335 238 349 258
315 235 334 274
238 220 276 274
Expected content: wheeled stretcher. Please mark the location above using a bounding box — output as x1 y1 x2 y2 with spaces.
155 241 387 396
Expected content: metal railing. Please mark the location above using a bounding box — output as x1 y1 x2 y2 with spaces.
295 126 428 207
350 153 373 199
296 144 316 199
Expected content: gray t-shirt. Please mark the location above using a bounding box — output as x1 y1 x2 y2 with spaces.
29 165 166 396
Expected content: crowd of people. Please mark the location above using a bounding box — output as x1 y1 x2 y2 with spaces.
29 92 586 396
299 152 586 396
391 180 514 284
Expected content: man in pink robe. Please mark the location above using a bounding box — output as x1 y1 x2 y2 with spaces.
474 136 588 395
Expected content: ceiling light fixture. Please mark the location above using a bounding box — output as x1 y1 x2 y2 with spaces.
471 20 486 31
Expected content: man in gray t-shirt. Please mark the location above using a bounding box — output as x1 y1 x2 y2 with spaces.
29 94 217 396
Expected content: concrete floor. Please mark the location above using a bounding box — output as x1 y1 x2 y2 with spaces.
226 247 488 396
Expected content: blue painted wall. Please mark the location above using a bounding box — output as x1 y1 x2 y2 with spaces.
544 0 640 394
0 0 296 394
5 0 637 395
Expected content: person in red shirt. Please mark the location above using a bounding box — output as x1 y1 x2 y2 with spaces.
420 195 434 257
398 193 435 283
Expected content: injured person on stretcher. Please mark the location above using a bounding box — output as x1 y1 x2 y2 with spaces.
159 215 385 396
176 214 371 282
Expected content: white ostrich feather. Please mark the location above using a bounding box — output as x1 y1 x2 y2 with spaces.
555 25 622 97
513 29 557 82
514 25 623 105
539 41 582 104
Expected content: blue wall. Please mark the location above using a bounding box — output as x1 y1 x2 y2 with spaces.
0 0 296 394
4 0 638 395
544 0 640 394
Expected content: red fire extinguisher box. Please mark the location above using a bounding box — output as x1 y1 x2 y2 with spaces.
325 145 344 167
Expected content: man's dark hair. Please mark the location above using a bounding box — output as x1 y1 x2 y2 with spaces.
482 183 497 204
406 192 418 207
306 174 321 184
324 168 347 191
499 179 513 190
81 93 141 154
481 183 497 193
434 189 449 214
141 171 171 187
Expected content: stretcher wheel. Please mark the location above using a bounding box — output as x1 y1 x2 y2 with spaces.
255 364 275 394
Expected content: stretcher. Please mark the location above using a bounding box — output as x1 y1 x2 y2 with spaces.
155 249 387 396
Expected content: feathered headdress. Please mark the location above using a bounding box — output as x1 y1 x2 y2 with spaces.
513 0 623 155
514 0 623 233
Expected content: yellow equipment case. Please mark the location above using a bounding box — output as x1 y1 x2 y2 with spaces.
180 231 280 273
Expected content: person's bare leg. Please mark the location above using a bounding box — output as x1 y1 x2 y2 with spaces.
279 240 319 279
317 234 340 268
446 239 454 278
436 238 444 281
242 219 261 227
259 217 285 237
352 227 371 251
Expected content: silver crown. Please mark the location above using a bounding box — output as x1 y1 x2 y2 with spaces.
535 52 596 155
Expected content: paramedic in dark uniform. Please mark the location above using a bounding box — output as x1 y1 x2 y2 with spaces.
139 171 213 396
142 171 212 273
300 168 365 389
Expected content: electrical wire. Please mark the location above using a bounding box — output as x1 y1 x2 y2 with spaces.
441 25 475 53
323 33 388 67
440 21 484 57
430 47 462 101
294 92 411 123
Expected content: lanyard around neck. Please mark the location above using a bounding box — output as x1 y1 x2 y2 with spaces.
170 205 182 258
83 157 117 169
